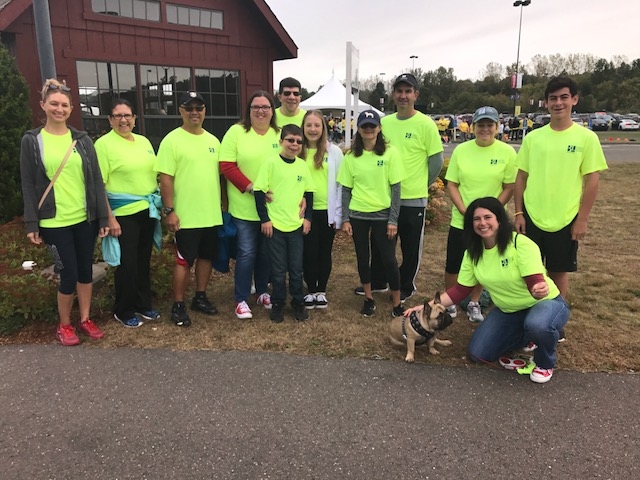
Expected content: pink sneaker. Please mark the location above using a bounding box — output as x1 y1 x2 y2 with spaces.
78 318 105 340
530 367 554 384
56 324 80 346
256 293 272 310
235 301 253 319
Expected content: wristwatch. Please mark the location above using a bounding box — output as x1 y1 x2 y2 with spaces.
162 207 175 215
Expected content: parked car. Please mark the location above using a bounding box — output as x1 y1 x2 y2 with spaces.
590 117 609 131
618 119 640 131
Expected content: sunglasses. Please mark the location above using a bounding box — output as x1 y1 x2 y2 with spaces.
284 138 303 145
250 105 272 112
281 91 301 97
47 83 71 93
110 114 134 120
182 105 205 112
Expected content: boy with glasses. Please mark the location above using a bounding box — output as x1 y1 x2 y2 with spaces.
253 124 315 322
275 77 306 128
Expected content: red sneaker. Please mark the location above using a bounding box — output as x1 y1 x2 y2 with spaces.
78 319 105 340
56 324 80 346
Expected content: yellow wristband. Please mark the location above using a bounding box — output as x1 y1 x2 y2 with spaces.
514 211 524 216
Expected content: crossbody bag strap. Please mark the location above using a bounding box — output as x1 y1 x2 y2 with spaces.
38 139 78 210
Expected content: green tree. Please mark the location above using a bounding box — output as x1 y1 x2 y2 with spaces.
0 42 31 222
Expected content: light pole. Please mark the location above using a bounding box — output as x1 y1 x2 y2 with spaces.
409 55 418 71
512 0 531 116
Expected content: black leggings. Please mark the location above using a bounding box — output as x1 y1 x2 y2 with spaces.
40 221 98 294
303 210 336 293
350 218 400 291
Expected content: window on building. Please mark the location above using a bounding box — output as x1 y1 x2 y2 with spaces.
91 0 160 22
166 3 223 29
76 60 138 138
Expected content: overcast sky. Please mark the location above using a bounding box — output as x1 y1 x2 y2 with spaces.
266 0 640 91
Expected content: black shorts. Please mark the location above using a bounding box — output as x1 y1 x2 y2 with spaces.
174 227 218 267
523 211 578 272
445 226 465 274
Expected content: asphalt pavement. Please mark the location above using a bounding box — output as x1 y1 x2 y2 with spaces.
1 345 638 480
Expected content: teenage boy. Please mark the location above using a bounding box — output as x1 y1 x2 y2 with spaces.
515 76 608 341
275 77 306 128
156 91 223 327
254 124 315 323
357 73 443 302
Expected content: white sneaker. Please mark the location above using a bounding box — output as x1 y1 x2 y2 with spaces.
256 293 272 310
235 301 253 319
530 367 553 384
445 305 457 318
304 294 316 310
314 292 328 309
467 301 484 323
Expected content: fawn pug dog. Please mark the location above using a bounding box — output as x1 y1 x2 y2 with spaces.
389 292 453 362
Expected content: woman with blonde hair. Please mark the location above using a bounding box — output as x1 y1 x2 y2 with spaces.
20 79 110 345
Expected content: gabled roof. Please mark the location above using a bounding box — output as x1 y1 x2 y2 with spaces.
0 0 297 60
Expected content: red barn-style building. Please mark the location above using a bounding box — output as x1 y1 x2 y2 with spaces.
0 0 297 145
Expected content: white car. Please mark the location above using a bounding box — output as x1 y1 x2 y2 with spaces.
618 119 640 131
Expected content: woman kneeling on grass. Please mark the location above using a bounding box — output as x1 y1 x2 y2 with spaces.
20 79 110 346
405 197 569 383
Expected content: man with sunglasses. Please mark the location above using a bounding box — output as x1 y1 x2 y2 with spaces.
275 77 306 128
355 73 443 303
155 91 223 327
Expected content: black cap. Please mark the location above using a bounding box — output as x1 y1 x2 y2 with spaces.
179 91 205 106
392 73 419 89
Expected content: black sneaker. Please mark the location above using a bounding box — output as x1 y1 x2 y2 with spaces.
293 303 309 321
361 298 376 317
171 302 191 327
270 304 284 323
354 285 389 296
191 295 218 315
392 304 405 317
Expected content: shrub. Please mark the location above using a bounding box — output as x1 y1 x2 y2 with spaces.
0 42 31 222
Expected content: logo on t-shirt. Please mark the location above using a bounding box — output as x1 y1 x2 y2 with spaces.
405 132 412 139
377 160 385 166
501 259 509 267
567 145 576 153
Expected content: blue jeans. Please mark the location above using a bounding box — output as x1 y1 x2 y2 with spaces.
268 227 304 306
468 296 569 369
232 217 270 303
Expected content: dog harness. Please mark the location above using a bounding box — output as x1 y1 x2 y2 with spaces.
402 312 434 341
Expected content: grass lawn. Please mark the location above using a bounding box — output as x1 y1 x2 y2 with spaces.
2 163 639 373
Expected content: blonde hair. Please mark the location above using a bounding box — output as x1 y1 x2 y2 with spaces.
41 78 72 102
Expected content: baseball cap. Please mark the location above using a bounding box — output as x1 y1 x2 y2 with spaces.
357 110 381 127
179 91 205 106
473 106 499 124
392 73 419 89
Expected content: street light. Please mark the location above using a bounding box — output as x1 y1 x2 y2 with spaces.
512 0 531 116
409 55 418 70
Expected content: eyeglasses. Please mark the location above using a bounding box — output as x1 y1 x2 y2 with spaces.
110 114 134 120
181 105 205 112
284 138 303 145
250 105 272 112
46 83 71 93
281 91 301 97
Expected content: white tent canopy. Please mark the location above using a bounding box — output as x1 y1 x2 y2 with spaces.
300 75 385 116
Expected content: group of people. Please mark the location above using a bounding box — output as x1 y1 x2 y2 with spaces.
20 74 606 383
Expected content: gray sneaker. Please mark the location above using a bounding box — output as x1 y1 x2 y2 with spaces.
467 301 484 323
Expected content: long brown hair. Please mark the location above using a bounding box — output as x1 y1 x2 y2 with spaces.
241 90 279 133
301 110 328 169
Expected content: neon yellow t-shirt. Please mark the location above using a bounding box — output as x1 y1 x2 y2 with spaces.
304 148 328 210
253 155 316 232
219 124 281 221
95 130 157 217
155 127 222 228
337 145 406 213
275 108 307 128
458 233 560 313
446 140 517 229
39 130 87 228
517 123 607 232
381 112 443 199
